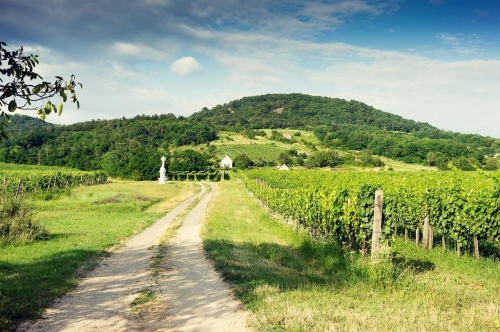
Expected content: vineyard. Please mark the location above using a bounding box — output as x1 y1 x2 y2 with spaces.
216 144 289 163
239 169 500 259
167 169 227 181
0 163 107 196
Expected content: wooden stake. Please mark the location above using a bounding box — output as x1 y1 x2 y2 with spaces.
428 226 434 250
15 179 22 198
371 189 383 259
422 214 430 249
473 234 480 259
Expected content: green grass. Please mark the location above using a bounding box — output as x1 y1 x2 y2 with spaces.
0 180 196 330
130 289 155 310
202 180 500 331
0 162 82 173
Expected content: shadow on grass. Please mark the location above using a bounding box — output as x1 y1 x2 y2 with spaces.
392 255 436 273
0 248 98 331
203 238 436 301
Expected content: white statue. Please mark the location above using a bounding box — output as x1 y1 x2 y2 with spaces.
158 155 166 184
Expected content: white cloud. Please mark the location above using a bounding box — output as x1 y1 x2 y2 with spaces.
170 56 203 76
305 57 500 135
437 33 460 45
4 1 500 137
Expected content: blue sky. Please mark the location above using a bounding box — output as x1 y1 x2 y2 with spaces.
1 0 500 137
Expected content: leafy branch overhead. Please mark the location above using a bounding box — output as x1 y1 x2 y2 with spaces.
0 41 82 124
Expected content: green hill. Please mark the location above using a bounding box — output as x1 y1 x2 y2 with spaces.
190 93 499 168
189 93 436 132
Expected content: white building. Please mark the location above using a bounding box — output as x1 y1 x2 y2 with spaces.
220 155 233 168
277 164 290 171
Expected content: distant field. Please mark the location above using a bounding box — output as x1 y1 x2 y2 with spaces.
0 163 81 173
212 130 319 163
215 144 289 163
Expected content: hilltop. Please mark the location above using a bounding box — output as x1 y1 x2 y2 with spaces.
190 93 437 132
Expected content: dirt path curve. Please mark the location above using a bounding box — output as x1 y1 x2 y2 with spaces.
17 183 249 332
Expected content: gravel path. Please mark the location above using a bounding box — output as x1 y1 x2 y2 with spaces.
17 183 249 332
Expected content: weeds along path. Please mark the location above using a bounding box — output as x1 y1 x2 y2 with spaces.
17 183 247 332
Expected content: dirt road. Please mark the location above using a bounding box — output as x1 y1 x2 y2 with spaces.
17 183 249 332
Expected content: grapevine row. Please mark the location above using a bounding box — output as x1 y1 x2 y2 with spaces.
1 171 108 196
167 170 227 181
239 169 500 258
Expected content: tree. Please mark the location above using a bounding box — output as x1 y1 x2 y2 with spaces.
0 42 82 140
169 149 209 172
277 152 292 165
233 153 253 169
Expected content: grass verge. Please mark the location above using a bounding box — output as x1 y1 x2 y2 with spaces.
0 180 196 331
202 180 500 331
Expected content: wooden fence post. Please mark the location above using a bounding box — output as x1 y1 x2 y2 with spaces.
473 234 479 259
428 226 434 250
15 179 22 198
371 189 383 260
422 213 430 249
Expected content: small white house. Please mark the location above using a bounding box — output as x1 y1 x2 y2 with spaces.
220 155 233 169
277 164 290 171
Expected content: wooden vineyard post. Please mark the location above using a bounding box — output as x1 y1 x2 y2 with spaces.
428 226 434 250
422 213 430 249
371 189 383 260
15 179 22 198
473 234 480 259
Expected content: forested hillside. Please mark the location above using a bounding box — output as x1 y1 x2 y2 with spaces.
191 93 500 168
0 114 218 179
190 93 436 132
2 93 500 176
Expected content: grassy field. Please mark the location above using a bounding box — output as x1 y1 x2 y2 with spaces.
202 180 500 331
0 163 81 173
0 180 196 330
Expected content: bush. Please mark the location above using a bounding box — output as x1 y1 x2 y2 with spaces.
0 193 48 245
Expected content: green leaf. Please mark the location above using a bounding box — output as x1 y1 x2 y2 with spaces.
32 84 44 94
77 101 80 109
44 102 52 115
57 101 63 116
8 100 17 112
59 90 67 102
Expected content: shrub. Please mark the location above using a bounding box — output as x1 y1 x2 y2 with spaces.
0 193 48 245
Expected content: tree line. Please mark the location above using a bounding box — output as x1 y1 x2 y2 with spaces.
0 114 218 180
